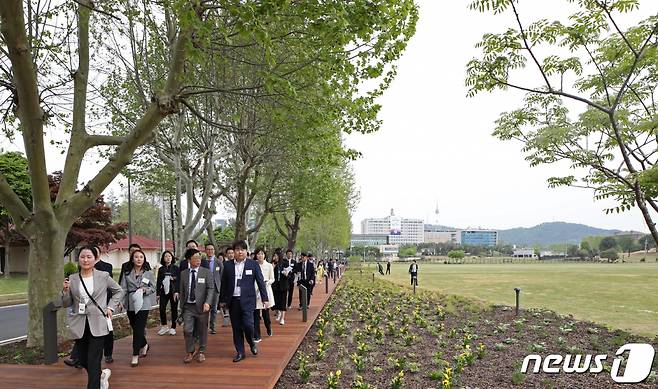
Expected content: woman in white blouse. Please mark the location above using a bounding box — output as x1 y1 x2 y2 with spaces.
253 248 275 342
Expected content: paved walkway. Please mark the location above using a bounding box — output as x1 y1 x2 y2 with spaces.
0 276 341 389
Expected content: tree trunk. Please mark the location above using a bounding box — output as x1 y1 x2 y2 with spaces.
633 183 658 247
26 222 67 347
287 212 301 251
234 177 248 241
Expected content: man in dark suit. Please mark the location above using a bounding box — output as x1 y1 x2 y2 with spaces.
178 240 210 272
178 248 214 363
296 252 315 308
409 260 418 286
176 239 210 290
118 243 143 285
285 249 296 308
205 243 223 334
219 240 269 363
93 250 116 363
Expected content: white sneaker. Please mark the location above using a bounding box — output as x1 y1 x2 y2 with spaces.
279 319 285 325
274 312 281 322
100 368 111 389
157 326 169 336
169 328 176 336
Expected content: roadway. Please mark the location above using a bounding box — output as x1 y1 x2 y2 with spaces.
0 303 28 344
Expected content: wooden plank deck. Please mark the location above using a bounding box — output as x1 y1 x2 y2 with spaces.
0 276 340 388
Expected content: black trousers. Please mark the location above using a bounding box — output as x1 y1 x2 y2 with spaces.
159 292 179 328
286 279 295 307
78 319 104 389
253 309 271 339
298 281 313 307
127 310 149 356
410 272 418 286
228 297 254 356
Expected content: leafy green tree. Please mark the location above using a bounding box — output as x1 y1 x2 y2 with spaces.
0 0 418 347
399 246 418 258
616 235 637 257
448 250 466 260
600 248 619 262
467 0 658 245
599 236 618 251
112 193 165 241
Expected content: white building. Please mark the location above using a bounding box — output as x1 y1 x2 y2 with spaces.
424 224 460 244
361 210 424 245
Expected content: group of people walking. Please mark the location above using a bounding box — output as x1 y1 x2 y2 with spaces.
59 238 343 389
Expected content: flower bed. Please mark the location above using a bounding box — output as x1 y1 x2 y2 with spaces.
276 270 658 388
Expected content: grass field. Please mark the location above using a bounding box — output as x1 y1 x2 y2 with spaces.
368 262 658 337
0 274 27 304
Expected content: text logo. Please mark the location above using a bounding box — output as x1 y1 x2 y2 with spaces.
521 343 655 384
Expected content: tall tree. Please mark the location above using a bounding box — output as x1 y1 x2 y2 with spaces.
466 0 658 244
0 0 206 346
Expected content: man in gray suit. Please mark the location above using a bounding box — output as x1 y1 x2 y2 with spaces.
205 243 223 334
178 248 214 363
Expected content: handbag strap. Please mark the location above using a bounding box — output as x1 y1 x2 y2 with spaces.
79 272 107 318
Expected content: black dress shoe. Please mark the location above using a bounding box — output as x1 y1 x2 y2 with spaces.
250 344 258 355
233 354 245 363
105 355 114 364
63 357 78 367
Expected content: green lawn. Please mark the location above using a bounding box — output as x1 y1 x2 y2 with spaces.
370 262 658 337
0 274 28 304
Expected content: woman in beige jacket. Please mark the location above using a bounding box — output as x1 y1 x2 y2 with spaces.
253 248 275 342
60 246 123 389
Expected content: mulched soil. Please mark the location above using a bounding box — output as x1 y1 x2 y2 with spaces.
275 271 658 388
0 309 161 365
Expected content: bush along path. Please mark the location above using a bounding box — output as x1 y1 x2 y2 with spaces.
275 269 658 388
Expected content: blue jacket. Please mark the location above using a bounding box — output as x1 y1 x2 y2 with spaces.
219 259 268 311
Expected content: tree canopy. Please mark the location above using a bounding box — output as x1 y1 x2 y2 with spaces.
467 0 658 244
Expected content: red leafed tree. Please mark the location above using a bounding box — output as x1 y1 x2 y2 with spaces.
48 172 128 256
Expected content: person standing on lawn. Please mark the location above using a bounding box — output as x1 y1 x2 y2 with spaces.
408 259 419 286
386 259 391 275
59 246 123 389
156 250 179 336
120 249 156 367
219 240 269 362
178 248 214 363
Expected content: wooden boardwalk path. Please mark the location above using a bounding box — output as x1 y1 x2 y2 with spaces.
0 277 340 389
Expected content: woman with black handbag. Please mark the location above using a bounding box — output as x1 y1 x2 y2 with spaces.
59 246 123 389
120 249 156 367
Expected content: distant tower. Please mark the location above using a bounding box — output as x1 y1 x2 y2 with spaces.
434 202 440 225
390 208 394 216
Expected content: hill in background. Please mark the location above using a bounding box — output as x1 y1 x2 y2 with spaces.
498 222 624 246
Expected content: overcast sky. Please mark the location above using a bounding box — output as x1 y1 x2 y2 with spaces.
346 0 657 234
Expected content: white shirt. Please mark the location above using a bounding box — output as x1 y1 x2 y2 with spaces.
79 275 94 302
411 264 417 272
188 266 200 303
233 260 246 297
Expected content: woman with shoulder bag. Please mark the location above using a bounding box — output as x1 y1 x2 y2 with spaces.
271 250 289 325
59 246 123 389
120 249 156 367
